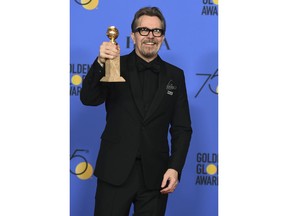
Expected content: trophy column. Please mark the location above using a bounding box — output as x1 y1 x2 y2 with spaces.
100 26 126 82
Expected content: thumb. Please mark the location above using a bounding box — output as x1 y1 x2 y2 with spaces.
161 175 169 188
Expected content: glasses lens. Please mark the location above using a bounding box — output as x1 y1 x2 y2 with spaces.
152 29 162 37
140 28 149 36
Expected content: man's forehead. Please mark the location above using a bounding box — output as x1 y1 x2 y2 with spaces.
137 15 162 27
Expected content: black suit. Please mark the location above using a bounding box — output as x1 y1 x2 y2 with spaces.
80 50 192 190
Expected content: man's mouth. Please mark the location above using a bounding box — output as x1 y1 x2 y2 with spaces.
143 41 156 45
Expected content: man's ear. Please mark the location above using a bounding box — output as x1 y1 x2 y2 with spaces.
131 33 136 44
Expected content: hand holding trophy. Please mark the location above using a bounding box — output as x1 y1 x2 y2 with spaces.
100 26 126 82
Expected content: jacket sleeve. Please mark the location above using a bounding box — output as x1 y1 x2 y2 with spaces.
169 70 192 178
80 57 108 106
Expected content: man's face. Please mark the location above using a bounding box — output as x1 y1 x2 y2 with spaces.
131 15 165 62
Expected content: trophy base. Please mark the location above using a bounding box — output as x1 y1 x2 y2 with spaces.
100 76 126 82
100 57 126 82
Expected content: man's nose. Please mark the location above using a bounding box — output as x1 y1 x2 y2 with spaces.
147 31 154 37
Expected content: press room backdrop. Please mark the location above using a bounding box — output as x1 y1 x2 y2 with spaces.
70 0 218 215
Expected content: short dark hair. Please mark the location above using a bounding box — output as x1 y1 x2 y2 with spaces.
131 7 166 35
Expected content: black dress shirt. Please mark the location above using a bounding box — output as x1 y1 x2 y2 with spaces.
135 54 160 115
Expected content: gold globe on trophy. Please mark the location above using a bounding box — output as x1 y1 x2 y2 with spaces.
100 26 126 82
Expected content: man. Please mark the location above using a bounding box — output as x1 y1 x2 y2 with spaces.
80 6 192 216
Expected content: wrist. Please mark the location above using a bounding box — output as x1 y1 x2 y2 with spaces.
97 57 104 67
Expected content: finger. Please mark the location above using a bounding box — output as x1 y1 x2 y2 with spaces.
105 45 119 54
160 179 174 194
100 42 119 57
161 176 169 188
160 186 174 194
100 46 118 56
105 42 120 52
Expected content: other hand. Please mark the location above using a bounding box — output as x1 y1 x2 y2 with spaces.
160 168 179 194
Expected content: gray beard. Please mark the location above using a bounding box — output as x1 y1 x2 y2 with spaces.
140 49 157 59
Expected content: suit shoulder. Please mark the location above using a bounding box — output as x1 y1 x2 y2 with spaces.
120 51 135 59
120 52 135 65
162 60 184 75
121 53 130 59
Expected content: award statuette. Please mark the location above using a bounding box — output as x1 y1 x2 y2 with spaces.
100 26 126 82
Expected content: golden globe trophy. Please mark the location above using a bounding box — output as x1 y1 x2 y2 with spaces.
100 26 126 82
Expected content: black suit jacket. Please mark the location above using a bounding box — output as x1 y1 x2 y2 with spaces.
80 51 192 189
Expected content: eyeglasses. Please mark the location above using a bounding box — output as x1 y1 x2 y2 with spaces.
134 27 164 37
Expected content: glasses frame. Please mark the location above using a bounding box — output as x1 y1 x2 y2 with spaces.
134 27 164 37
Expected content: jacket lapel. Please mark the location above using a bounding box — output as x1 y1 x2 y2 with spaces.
144 59 168 122
125 52 145 119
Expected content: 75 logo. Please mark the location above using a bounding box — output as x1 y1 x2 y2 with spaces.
195 68 218 98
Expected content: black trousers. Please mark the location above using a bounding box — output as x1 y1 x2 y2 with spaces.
94 159 168 216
